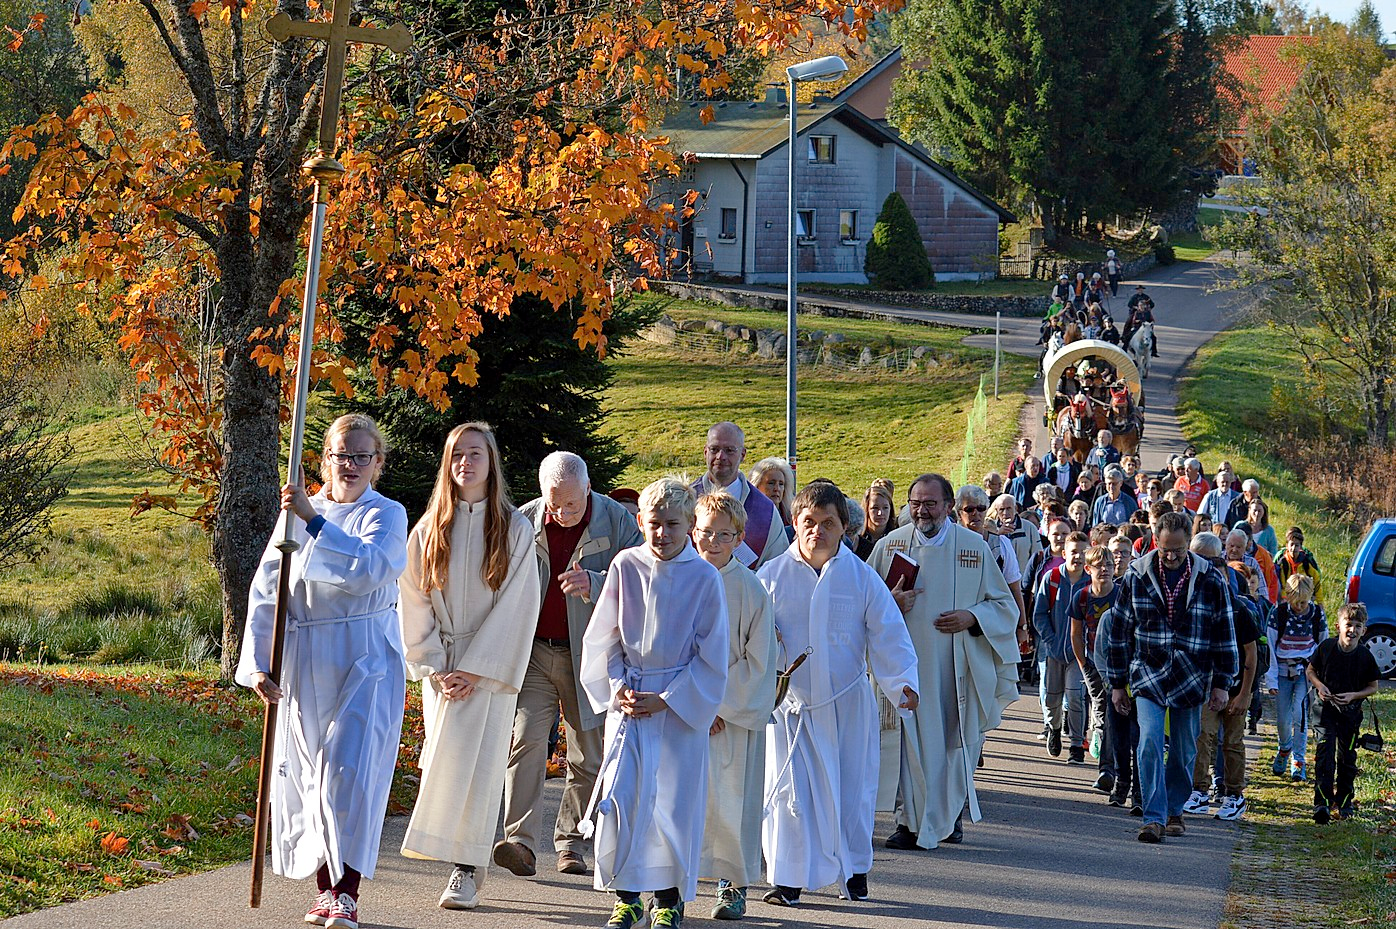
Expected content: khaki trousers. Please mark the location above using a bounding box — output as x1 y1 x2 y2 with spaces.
1193 705 1247 796
501 639 603 854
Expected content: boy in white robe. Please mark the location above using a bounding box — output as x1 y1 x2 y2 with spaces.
693 491 778 921
580 478 729 929
757 481 920 907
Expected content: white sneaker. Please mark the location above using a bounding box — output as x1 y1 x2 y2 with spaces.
1215 795 1247 821
1181 790 1211 814
439 866 480 910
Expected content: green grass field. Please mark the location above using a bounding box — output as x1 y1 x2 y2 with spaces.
1183 323 1392 927
602 313 1032 496
1178 325 1360 615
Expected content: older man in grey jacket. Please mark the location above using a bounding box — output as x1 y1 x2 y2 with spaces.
495 452 641 878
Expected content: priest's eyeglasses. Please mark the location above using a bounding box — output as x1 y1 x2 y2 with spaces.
326 452 377 467
695 528 739 543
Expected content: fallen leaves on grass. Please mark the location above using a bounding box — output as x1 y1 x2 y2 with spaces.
99 832 129 855
133 860 174 876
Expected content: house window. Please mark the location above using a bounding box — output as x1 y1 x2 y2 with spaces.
719 208 737 241
796 210 816 243
808 135 835 164
839 209 858 243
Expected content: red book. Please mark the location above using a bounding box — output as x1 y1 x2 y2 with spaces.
885 551 920 591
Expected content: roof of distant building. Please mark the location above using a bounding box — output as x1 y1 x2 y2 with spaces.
1221 35 1317 131
657 97 1013 222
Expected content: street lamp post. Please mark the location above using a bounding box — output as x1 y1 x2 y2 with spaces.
785 55 847 475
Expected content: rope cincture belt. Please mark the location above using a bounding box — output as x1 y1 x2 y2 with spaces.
763 675 863 820
578 661 688 842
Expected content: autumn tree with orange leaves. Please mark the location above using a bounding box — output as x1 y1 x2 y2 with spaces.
0 0 901 677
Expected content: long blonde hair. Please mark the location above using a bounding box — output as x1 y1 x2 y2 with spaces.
419 422 514 592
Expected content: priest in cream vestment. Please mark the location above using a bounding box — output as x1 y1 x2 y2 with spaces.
868 474 1019 850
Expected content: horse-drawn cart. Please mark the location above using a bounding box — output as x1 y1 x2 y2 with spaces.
1042 339 1146 460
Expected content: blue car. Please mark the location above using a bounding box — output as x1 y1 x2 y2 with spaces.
1345 518 1396 677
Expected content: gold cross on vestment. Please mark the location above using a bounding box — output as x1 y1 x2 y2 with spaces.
266 0 412 155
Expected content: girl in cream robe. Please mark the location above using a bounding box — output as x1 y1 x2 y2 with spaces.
399 423 542 900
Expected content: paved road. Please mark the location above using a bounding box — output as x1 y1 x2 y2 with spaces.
1 260 1250 929
0 692 1254 929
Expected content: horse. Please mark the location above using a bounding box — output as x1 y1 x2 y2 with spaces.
1055 394 1107 462
1063 320 1083 345
1128 322 1154 379
1106 383 1144 455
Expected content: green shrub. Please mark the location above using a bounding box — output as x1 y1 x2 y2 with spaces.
864 192 936 290
1153 243 1176 265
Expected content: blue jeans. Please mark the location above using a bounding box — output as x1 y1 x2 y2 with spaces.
1136 697 1201 826
1275 675 1310 766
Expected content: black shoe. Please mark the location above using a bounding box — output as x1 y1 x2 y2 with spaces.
1067 747 1086 765
884 825 919 850
1247 718 1259 735
1314 805 1330 825
763 886 800 907
1108 790 1127 807
1093 772 1116 793
843 873 868 901
1129 799 1144 817
1047 728 1063 757
977 751 985 769
942 814 964 845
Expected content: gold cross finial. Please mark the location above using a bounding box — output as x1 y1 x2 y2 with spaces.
267 0 411 156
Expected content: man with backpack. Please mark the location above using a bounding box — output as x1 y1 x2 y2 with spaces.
1033 531 1091 762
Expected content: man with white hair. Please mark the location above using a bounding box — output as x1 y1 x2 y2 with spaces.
1173 457 1211 512
1225 529 1270 601
496 452 642 878
1198 468 1240 528
693 421 786 568
869 475 1018 850
1092 467 1139 527
1224 479 1263 528
1085 430 1121 472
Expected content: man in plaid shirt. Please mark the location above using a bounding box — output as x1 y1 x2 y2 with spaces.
1106 511 1239 843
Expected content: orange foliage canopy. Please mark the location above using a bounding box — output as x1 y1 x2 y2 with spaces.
1 0 901 523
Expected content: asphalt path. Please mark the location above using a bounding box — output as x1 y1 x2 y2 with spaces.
1 259 1251 929
0 695 1260 929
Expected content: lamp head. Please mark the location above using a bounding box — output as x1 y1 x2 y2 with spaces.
786 55 849 82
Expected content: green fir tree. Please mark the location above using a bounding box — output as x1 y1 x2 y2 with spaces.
864 191 935 289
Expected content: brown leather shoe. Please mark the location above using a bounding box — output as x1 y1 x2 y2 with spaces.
1137 822 1164 843
492 840 537 876
1164 815 1186 837
556 850 587 875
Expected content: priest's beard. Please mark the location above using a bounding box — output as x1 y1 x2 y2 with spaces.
913 514 946 536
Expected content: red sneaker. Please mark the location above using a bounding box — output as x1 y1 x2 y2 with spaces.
305 890 334 925
325 892 359 929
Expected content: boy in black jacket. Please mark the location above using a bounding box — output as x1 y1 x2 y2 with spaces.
1307 603 1379 823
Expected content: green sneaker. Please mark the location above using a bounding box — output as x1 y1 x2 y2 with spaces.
651 905 683 928
711 884 746 920
606 900 645 929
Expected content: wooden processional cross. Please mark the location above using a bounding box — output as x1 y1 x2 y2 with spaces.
249 0 410 910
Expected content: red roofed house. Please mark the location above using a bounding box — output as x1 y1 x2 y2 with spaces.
1219 35 1315 175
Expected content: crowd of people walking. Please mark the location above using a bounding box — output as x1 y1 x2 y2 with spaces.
235 412 1378 929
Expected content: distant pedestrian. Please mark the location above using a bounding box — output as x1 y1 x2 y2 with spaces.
1105 250 1123 296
